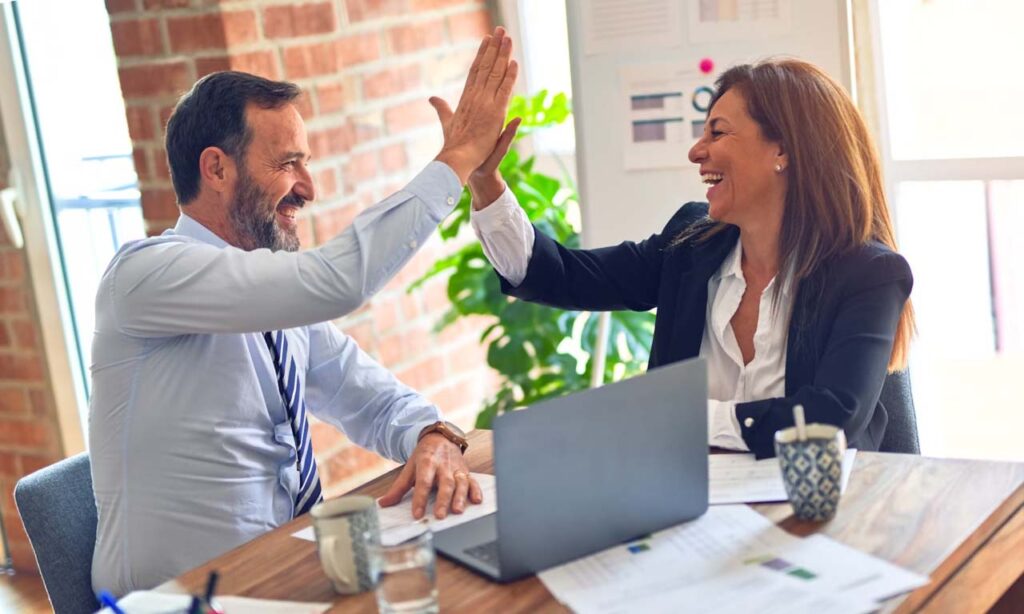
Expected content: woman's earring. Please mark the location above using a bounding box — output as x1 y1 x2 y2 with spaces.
774 164 784 173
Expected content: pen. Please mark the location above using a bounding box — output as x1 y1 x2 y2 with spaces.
203 570 219 604
97 590 126 614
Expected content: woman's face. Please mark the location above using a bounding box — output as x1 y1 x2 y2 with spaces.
687 88 787 230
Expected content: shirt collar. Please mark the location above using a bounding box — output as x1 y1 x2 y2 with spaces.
171 213 230 248
712 238 794 298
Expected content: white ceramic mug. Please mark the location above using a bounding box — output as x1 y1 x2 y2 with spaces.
310 495 380 594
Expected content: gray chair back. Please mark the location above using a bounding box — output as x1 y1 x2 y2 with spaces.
878 370 920 454
14 452 99 614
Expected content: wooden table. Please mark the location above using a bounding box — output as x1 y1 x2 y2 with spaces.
163 431 1024 613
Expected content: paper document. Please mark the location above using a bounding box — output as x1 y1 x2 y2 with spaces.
710 449 857 505
101 591 330 613
538 504 927 614
293 472 496 546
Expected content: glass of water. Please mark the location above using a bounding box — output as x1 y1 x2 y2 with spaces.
367 529 439 614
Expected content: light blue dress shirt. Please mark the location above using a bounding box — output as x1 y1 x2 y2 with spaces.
90 162 460 596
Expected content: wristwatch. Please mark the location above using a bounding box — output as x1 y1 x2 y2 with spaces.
417 421 469 454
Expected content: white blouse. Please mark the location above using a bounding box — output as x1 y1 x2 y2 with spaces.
470 188 793 451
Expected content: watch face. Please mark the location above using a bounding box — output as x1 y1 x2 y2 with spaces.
445 421 466 438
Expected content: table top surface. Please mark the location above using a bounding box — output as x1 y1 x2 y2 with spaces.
162 430 1024 613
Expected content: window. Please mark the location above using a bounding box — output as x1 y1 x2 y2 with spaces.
873 0 1024 460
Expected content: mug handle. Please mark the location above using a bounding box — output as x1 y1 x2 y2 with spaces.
319 536 353 586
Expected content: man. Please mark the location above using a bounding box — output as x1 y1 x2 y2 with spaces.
90 29 518 595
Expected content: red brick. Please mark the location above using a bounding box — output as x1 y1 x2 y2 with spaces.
0 354 44 382
384 98 436 135
0 287 26 313
316 168 338 199
11 320 38 351
118 61 190 98
323 443 382 483
362 64 421 100
106 0 138 14
372 300 400 334
341 319 376 352
0 418 54 448
19 453 58 476
315 80 349 115
351 115 382 145
422 277 450 312
263 2 335 39
313 204 359 243
0 323 10 348
396 356 445 391
28 388 51 417
336 33 380 67
143 0 190 8
423 48 475 87
141 188 180 220
294 90 314 119
379 143 408 173
194 55 231 78
133 148 151 182
0 452 16 478
378 326 431 366
110 18 164 57
310 419 345 453
0 388 29 416
125 106 155 141
387 20 444 55
410 0 472 9
282 40 338 79
2 253 26 282
167 11 258 53
447 339 487 374
344 150 378 185
154 155 172 180
345 0 405 23
447 8 491 42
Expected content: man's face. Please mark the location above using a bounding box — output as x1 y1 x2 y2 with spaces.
227 103 315 252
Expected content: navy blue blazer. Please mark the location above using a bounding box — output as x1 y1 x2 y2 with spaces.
500 202 913 458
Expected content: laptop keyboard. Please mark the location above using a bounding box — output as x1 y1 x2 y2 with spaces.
465 540 500 567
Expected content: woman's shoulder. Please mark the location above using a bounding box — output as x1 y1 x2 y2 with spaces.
830 241 913 286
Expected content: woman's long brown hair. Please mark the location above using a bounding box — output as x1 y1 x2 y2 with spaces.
679 58 914 371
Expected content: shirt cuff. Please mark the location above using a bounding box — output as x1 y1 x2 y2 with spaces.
404 161 463 222
401 420 438 462
708 399 749 451
470 186 520 228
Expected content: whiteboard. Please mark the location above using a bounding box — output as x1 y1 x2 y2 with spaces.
565 0 851 247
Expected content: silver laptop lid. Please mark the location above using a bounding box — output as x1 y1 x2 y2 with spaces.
493 357 709 578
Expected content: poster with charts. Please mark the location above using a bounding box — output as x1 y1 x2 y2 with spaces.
688 0 792 43
581 0 682 56
621 61 720 171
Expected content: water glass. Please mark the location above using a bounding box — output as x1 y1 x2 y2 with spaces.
367 529 439 614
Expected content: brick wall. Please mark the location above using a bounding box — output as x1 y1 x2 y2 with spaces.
0 120 65 572
106 0 500 496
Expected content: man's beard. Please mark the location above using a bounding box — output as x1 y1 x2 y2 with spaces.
228 169 302 252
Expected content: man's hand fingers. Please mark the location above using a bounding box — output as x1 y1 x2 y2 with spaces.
429 96 454 127
486 35 513 92
468 476 483 504
451 473 470 514
462 35 490 93
434 472 456 519
410 461 437 520
496 60 519 104
378 462 415 507
474 27 505 87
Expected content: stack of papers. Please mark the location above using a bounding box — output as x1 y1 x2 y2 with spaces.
538 505 928 614
709 449 857 505
293 472 497 546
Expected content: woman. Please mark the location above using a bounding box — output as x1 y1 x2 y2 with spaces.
468 58 914 458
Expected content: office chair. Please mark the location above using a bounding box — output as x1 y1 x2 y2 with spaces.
14 452 100 614
878 370 921 454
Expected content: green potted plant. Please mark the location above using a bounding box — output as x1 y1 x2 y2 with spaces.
411 91 655 427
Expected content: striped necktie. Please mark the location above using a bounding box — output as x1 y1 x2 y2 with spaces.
263 330 323 516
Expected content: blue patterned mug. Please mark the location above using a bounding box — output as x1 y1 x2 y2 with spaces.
310 496 380 594
774 424 847 522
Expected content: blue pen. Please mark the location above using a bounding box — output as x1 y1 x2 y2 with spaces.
97 590 126 614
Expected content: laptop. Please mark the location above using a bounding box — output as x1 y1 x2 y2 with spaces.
434 357 709 582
